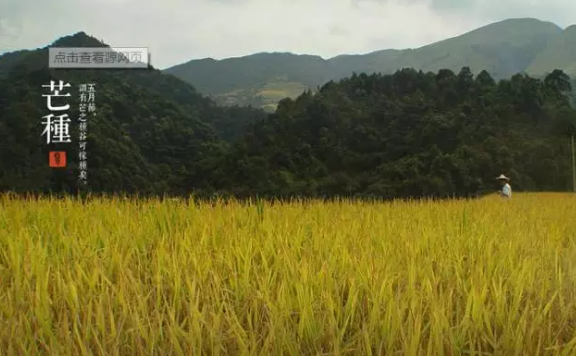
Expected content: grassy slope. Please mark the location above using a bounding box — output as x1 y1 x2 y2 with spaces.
214 79 309 112
526 25 576 77
329 18 561 79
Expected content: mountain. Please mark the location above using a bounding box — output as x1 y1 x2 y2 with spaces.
164 18 569 111
526 25 576 77
0 32 264 195
0 33 266 142
164 53 331 112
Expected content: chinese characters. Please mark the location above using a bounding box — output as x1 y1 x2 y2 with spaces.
41 80 72 144
49 47 149 69
78 83 96 185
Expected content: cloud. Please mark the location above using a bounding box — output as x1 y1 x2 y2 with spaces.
0 0 574 69
430 0 477 11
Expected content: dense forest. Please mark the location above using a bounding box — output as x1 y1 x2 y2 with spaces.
1 33 575 199
225 69 576 198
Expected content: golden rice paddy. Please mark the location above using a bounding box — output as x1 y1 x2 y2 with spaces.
1 193 575 355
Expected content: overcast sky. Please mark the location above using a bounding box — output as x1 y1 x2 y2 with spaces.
0 0 574 69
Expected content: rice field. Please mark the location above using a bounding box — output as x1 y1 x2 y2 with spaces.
1 193 576 355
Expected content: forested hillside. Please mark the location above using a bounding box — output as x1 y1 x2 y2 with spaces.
0 33 265 195
1 33 575 198
220 68 576 198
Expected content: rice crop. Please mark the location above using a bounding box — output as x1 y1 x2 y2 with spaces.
1 193 576 355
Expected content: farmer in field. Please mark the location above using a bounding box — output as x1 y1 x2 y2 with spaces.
496 174 512 199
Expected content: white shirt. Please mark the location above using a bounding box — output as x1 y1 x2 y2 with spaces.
501 183 511 198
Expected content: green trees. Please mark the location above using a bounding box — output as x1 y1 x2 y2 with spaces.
1 33 575 199
222 68 576 197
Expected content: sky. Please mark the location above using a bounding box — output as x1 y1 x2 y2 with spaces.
0 0 575 69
